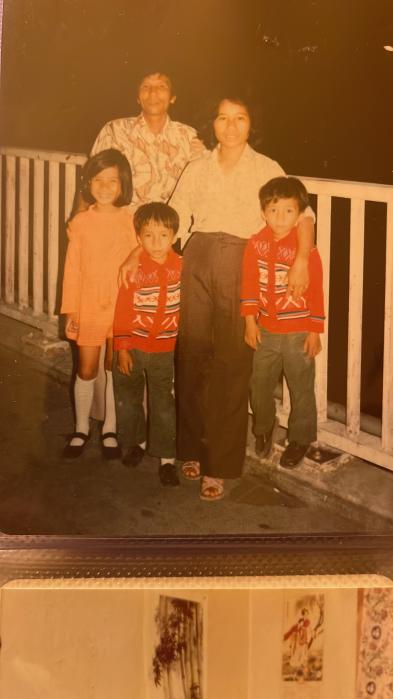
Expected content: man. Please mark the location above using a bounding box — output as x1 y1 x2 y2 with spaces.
88 71 203 422
90 71 204 207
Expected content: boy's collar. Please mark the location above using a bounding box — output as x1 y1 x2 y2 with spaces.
263 224 298 242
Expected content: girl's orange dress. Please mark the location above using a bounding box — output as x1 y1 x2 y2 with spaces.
61 206 137 346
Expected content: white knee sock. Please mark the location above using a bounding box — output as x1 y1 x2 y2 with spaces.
102 370 118 447
71 376 95 446
90 344 106 421
160 458 175 465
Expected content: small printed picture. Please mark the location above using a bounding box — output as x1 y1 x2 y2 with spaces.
152 595 204 699
282 593 324 683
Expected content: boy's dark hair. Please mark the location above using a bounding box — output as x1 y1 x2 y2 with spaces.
259 176 309 212
134 202 179 235
80 148 133 206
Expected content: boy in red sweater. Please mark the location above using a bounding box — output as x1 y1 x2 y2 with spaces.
241 177 325 469
113 202 181 486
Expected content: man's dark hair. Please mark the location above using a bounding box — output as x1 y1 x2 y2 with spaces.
134 202 179 235
137 70 174 95
80 148 133 206
259 176 309 212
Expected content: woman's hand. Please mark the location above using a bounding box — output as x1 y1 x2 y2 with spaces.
65 313 79 339
244 316 261 350
117 349 133 375
303 332 322 358
286 258 309 300
118 244 142 288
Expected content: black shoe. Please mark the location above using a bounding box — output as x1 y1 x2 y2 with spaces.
159 462 180 487
63 432 90 459
122 444 145 467
255 424 275 458
280 442 310 469
101 432 122 461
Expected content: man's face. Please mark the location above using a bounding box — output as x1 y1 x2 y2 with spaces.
137 73 176 117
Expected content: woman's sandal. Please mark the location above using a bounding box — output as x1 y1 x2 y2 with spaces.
101 432 122 461
200 476 224 501
181 460 201 480
63 432 90 459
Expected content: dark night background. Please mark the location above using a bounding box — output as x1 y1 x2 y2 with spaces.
1 0 393 184
0 0 392 418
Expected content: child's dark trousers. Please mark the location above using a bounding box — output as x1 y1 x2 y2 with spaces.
251 328 317 445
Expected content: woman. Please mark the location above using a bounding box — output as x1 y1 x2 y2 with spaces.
169 97 314 500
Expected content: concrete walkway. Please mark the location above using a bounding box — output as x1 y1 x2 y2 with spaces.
0 313 392 537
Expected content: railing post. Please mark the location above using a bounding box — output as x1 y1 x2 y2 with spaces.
64 163 76 222
315 194 332 422
33 159 44 315
5 155 16 304
382 199 393 452
18 157 30 309
48 161 60 318
346 199 365 437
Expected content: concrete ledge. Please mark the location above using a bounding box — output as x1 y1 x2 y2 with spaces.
245 437 393 527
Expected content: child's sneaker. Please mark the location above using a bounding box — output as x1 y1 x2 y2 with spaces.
122 444 145 467
280 442 309 469
159 462 179 487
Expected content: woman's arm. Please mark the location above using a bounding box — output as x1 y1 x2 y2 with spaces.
287 216 315 299
169 163 196 250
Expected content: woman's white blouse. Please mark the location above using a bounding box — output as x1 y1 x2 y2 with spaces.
170 143 286 245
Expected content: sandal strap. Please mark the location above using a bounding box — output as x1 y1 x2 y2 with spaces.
200 476 224 500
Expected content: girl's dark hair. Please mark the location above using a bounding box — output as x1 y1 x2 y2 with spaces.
258 176 309 212
80 148 133 206
134 202 179 235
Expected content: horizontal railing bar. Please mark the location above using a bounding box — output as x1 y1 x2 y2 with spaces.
0 146 87 166
297 175 393 203
1 150 392 201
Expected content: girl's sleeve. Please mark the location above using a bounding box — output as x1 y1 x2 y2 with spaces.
60 219 82 314
169 163 195 249
240 238 260 316
113 283 136 351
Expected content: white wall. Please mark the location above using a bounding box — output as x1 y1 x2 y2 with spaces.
0 582 361 699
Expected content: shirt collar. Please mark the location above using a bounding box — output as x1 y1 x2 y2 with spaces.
140 248 177 269
212 142 254 168
135 113 171 140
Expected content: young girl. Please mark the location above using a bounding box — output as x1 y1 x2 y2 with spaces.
61 148 137 459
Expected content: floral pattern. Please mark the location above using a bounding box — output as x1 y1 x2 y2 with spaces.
356 588 393 698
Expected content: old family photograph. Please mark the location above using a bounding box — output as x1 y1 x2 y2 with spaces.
0 0 393 534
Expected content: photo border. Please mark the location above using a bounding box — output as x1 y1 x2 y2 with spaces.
1 532 393 586
1 2 393 589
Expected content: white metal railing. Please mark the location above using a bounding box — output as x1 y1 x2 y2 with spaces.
0 146 87 334
280 176 393 471
1 147 393 471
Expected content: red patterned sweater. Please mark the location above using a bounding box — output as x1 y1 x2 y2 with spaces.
241 225 325 333
113 249 182 353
